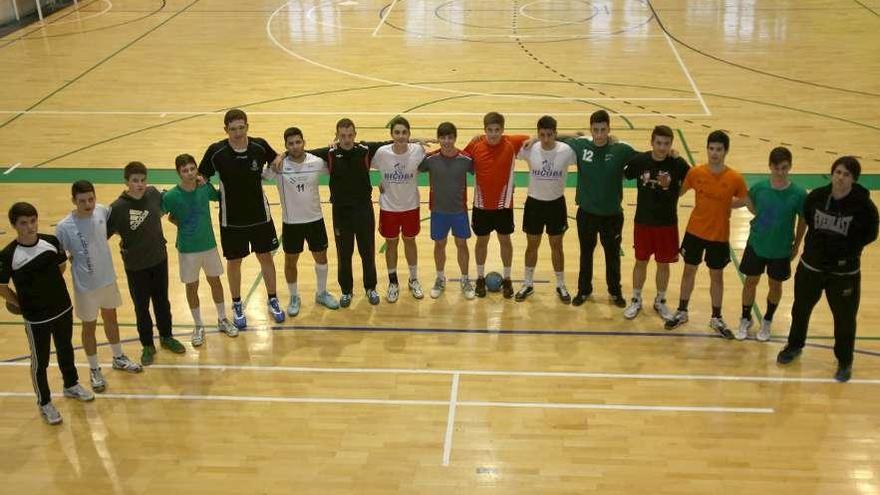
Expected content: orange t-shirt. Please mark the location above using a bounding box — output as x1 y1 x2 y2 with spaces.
682 164 748 242
464 135 529 210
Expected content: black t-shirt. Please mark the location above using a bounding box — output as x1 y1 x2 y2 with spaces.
624 152 691 226
0 234 72 323
310 141 388 207
199 137 277 228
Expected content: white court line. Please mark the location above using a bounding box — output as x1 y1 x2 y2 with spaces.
3 163 22 175
663 32 711 116
2 361 877 384
442 373 460 466
372 0 399 37
46 0 113 26
0 109 707 117
0 391 771 414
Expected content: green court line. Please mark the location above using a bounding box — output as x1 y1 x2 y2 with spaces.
676 128 696 166
241 248 282 310
3 167 879 190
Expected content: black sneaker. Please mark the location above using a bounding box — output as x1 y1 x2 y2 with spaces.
834 364 852 383
502 278 514 299
611 294 626 308
514 285 534 302
776 346 802 365
572 292 590 306
475 277 487 298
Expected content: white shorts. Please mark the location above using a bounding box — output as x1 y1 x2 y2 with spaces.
179 249 224 284
74 282 122 322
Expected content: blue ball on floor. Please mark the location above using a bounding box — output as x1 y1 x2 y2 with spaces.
485 271 503 292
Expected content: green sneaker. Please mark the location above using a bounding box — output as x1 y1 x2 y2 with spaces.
141 346 156 366
160 336 186 354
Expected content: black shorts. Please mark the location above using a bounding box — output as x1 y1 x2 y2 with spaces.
739 244 791 281
220 221 279 260
472 207 514 236
680 232 730 269
282 219 329 254
522 196 568 236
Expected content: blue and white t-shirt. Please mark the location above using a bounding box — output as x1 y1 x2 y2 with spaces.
371 143 426 212
55 205 116 293
518 141 576 202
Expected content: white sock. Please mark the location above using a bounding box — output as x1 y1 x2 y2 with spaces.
315 263 328 294
477 265 485 277
87 354 99 370
503 266 511 279
110 343 123 358
215 302 226 320
555 271 565 287
461 273 469 282
191 307 203 326
524 266 535 286
657 290 666 301
288 282 298 296
408 265 418 281
633 288 642 300
436 270 445 281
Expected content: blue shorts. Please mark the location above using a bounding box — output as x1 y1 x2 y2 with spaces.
430 212 471 241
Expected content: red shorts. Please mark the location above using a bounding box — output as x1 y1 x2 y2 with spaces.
633 224 679 263
379 208 421 239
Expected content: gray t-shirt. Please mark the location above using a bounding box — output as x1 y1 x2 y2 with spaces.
55 205 117 293
108 186 168 271
418 151 473 214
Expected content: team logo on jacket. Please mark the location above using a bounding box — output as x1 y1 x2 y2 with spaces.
129 209 149 230
250 159 259 171
814 210 853 236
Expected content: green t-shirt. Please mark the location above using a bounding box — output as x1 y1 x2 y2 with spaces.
746 180 807 259
161 183 220 253
564 137 636 216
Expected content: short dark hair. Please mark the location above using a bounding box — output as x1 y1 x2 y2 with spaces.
124 161 147 180
437 121 457 138
651 125 674 142
768 147 792 166
831 156 861 182
224 109 248 127
707 130 730 151
388 116 411 132
336 118 356 132
537 115 557 132
71 180 95 199
284 127 303 142
174 153 196 172
589 110 610 126
8 202 37 225
483 112 504 129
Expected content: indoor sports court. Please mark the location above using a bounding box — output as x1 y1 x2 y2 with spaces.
1 0 879 493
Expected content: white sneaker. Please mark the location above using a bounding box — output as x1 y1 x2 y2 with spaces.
430 277 446 299
386 283 400 303
709 317 735 340
39 402 62 425
460 278 476 300
191 325 206 347
623 298 642 319
218 318 239 338
112 354 144 373
736 318 753 341
664 310 688 330
653 297 674 321
408 278 424 299
63 383 95 402
757 319 772 342
90 368 107 393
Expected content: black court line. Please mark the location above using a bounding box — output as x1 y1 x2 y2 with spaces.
3 323 880 363
0 0 191 131
852 0 880 17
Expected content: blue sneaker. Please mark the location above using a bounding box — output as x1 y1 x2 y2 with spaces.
339 293 352 308
287 295 301 316
269 297 285 323
367 289 380 306
232 301 247 329
315 291 339 310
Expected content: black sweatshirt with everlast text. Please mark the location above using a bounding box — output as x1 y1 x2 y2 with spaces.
801 183 879 273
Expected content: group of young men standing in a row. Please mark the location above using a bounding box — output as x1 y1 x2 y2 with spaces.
1 108 877 425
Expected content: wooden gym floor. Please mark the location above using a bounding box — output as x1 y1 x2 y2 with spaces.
0 1 879 493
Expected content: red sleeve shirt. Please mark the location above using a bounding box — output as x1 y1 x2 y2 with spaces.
465 135 529 210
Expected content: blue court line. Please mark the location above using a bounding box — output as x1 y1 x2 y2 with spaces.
3 323 879 363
